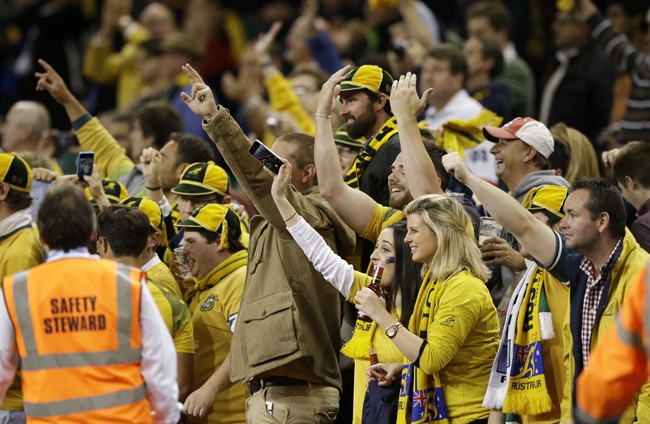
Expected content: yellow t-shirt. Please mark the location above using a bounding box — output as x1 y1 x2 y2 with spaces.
147 279 194 354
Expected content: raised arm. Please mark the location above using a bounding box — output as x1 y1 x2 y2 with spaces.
257 22 316 136
35 59 86 121
442 151 558 267
182 63 336 230
270 160 357 297
314 66 381 235
390 72 441 198
35 59 134 178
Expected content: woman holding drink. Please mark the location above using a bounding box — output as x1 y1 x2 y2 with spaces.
357 194 500 423
269 159 422 423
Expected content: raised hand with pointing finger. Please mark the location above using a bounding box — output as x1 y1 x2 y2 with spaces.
180 64 219 121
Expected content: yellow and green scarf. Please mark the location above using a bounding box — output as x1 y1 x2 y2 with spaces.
397 270 449 424
344 116 399 189
341 265 387 359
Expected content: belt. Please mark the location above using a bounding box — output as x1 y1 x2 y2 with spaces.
248 376 311 395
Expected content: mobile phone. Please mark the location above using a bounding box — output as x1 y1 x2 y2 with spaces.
369 368 387 381
248 139 284 175
76 151 94 180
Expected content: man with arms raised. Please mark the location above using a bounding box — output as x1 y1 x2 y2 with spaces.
181 63 355 423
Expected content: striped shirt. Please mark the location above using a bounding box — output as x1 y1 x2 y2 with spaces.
589 14 650 143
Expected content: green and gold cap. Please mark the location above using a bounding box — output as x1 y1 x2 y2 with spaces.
521 185 568 219
85 179 129 204
171 161 229 197
176 203 242 249
339 65 393 98
334 125 364 148
121 196 168 246
0 153 32 193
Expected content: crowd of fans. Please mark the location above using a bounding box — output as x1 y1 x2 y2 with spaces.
1 0 650 423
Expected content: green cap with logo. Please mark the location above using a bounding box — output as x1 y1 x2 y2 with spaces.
171 161 230 197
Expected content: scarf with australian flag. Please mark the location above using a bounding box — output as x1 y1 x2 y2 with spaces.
397 270 449 424
483 263 553 418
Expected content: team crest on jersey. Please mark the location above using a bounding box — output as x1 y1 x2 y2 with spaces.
201 294 217 311
438 315 455 328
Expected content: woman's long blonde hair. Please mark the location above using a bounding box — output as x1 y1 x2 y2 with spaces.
550 123 600 184
404 194 490 282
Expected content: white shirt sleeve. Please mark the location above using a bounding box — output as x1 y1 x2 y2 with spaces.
139 280 182 423
287 217 356 297
0 289 19 402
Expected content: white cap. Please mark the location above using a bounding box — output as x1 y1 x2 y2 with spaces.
483 117 555 159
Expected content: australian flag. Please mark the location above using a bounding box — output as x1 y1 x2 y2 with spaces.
405 364 449 423
511 340 544 378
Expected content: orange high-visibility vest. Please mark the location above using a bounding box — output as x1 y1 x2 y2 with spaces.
575 264 650 423
3 258 152 424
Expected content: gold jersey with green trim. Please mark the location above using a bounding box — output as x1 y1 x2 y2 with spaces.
147 278 194 354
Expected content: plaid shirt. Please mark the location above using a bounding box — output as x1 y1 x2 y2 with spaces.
579 238 622 367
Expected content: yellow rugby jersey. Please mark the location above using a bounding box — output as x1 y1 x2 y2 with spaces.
147 260 182 298
147 278 194 354
1 224 43 411
187 251 247 424
0 226 42 281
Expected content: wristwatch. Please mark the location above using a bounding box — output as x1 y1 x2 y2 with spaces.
385 322 404 339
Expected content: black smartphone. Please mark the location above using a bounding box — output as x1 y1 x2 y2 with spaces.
248 139 284 174
76 151 94 180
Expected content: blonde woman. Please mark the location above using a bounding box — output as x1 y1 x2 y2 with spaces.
550 123 600 184
357 194 499 423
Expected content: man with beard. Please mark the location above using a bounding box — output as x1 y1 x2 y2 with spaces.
316 71 448 261
339 65 401 207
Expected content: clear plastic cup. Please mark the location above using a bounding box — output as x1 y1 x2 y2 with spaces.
478 217 503 246
173 247 193 280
